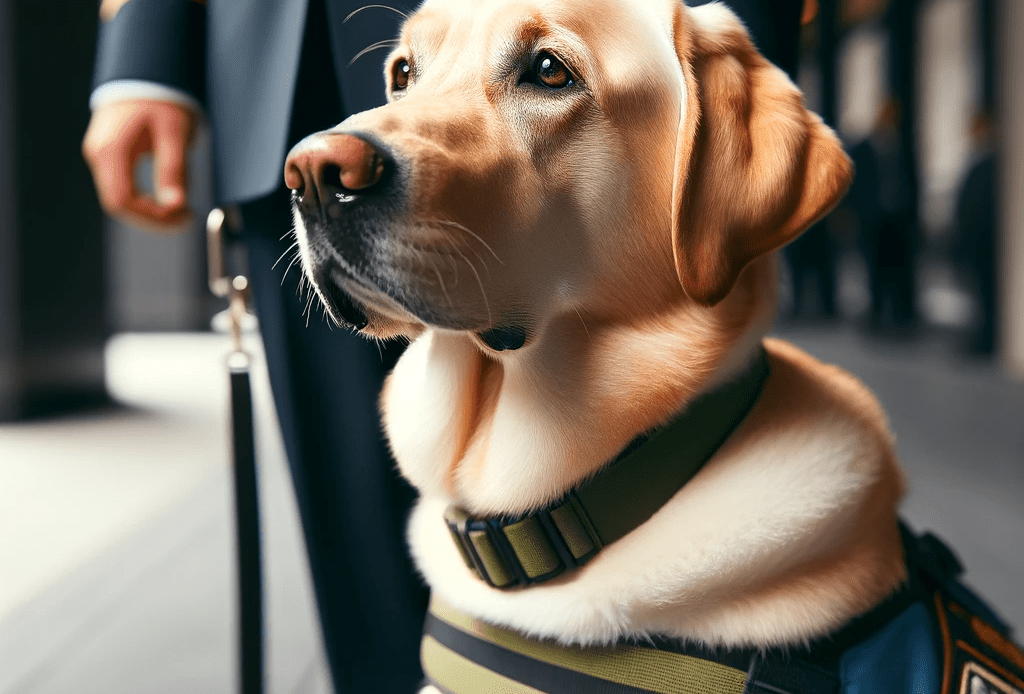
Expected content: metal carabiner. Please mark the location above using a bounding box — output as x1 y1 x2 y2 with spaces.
207 207 252 360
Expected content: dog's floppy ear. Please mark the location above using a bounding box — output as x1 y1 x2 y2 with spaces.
671 3 852 306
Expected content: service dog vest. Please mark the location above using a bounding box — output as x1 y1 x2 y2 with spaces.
425 344 1024 692
421 527 1024 694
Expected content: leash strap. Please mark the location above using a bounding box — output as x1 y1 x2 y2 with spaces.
209 208 264 694
444 350 771 589
230 355 263 694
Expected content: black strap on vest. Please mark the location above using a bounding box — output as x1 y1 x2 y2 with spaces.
444 349 771 589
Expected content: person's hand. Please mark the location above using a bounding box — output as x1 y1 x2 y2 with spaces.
82 99 197 230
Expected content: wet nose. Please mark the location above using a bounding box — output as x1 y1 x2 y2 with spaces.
284 132 390 205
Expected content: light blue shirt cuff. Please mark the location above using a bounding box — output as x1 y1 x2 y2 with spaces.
90 80 204 116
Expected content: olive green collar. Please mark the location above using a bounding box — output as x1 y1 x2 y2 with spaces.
443 346 771 589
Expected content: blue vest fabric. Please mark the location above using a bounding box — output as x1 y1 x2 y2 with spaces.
840 602 941 694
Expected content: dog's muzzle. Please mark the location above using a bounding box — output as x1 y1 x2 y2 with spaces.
285 131 397 328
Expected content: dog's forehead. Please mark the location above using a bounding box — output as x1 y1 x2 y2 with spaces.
404 0 680 73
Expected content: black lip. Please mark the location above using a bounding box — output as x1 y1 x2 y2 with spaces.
479 326 527 351
318 269 369 330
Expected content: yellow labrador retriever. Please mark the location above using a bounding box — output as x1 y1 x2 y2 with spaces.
284 0 1023 691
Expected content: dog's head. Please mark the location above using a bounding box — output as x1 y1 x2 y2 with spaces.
286 0 851 348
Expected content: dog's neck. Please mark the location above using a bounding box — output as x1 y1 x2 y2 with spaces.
387 255 907 647
383 257 778 517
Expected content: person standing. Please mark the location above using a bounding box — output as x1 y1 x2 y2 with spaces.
82 1 428 691
953 113 999 355
849 99 920 333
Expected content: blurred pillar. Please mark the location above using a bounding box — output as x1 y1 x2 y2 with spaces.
980 0 996 115
886 0 921 233
0 1 108 419
1000 0 1024 377
818 0 839 128
0 0 17 419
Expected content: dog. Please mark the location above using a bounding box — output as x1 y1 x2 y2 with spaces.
284 0 1024 691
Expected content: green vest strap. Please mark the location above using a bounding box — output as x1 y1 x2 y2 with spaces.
424 597 747 694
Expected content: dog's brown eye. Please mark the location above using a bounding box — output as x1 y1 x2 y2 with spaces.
535 52 573 89
393 59 410 89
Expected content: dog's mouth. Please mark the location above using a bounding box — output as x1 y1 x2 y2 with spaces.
318 267 369 330
314 262 530 349
313 262 417 332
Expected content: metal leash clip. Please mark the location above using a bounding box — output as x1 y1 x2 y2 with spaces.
207 207 254 366
206 207 264 694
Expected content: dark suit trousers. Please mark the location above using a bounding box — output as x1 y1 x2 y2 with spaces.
240 2 427 691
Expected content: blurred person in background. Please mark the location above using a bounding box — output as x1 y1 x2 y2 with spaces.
953 111 999 356
848 98 920 335
80 0 806 691
784 218 839 321
81 1 428 691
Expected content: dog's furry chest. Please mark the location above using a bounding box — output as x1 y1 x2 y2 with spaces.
402 340 908 650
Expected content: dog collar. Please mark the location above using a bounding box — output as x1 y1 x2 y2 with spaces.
443 346 771 589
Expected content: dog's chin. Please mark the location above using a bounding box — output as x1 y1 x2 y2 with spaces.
309 263 535 348
314 279 419 339
321 284 532 350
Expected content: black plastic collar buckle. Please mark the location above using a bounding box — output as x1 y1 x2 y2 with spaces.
444 495 603 589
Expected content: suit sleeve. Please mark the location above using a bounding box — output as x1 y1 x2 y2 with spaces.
92 0 207 108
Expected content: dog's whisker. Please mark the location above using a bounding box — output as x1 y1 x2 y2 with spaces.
280 253 302 286
427 254 454 309
573 304 592 342
349 39 400 66
273 240 301 270
446 252 460 290
306 283 340 330
451 245 492 325
303 288 317 328
344 4 410 23
427 218 503 265
320 304 336 331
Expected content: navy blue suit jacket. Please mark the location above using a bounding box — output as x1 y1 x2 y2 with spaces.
93 0 402 203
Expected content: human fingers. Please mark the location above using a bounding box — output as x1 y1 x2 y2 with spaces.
151 105 197 212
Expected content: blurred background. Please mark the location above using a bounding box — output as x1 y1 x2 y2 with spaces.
0 0 1022 692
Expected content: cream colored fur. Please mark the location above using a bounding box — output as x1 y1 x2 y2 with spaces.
291 0 908 663
404 335 906 648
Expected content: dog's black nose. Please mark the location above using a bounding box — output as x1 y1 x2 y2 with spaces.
285 132 391 208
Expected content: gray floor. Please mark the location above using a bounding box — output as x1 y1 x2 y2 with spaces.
0 334 331 694
0 327 1021 694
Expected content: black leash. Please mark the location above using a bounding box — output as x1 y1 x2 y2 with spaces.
208 208 264 694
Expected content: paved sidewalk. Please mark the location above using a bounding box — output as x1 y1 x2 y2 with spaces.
0 327 1020 694
0 334 330 694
